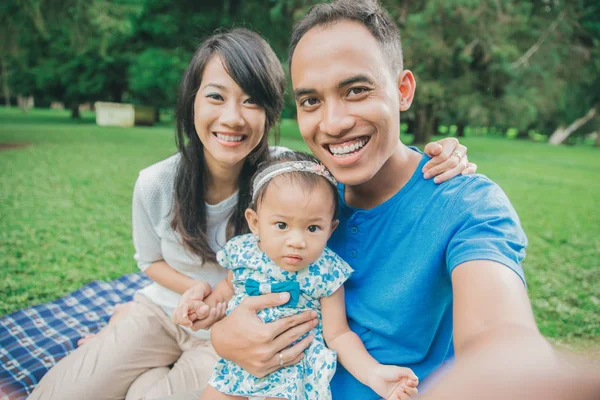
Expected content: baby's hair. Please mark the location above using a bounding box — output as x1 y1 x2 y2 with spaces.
249 151 340 220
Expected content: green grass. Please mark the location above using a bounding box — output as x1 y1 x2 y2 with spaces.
1 107 599 347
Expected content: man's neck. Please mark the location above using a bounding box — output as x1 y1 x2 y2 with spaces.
345 144 421 210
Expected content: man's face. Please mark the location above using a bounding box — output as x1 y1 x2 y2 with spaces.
291 20 408 186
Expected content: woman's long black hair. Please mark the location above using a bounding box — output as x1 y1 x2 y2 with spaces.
171 28 286 262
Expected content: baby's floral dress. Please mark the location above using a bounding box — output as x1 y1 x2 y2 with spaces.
208 233 353 400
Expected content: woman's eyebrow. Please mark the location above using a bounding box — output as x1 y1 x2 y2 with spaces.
202 83 227 91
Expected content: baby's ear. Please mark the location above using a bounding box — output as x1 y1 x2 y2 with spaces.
329 219 339 235
245 208 260 235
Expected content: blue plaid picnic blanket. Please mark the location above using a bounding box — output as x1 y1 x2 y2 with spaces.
0 272 151 400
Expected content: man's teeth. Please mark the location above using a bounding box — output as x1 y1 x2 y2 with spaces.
216 133 244 142
328 138 367 156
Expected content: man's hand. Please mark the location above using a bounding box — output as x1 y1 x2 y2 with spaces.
367 365 419 400
210 292 319 378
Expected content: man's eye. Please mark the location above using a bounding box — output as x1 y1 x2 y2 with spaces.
348 87 369 97
276 222 287 230
307 225 320 233
300 97 319 107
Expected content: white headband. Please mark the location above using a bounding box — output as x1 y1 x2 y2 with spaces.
251 161 337 201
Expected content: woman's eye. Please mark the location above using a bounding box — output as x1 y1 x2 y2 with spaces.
206 93 223 101
244 97 256 105
276 222 287 230
348 87 369 97
300 97 320 107
307 225 320 233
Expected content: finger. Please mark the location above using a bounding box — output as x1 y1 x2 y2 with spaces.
270 310 318 339
272 316 318 350
400 385 418 398
433 156 468 184
423 146 464 179
190 307 218 331
423 138 458 172
423 141 443 158
242 292 292 313
462 162 478 175
272 333 314 368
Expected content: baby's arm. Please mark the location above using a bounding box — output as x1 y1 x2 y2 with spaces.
321 287 419 400
204 271 235 307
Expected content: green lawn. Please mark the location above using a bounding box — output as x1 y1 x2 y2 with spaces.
1 107 598 349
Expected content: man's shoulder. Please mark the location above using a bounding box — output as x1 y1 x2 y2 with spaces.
430 173 507 207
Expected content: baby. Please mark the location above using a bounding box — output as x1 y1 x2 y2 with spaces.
175 151 418 400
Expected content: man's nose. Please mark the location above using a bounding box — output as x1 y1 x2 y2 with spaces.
319 101 353 136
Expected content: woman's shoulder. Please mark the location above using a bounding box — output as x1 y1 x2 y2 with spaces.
134 153 180 204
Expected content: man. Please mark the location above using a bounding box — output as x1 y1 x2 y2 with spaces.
171 1 599 399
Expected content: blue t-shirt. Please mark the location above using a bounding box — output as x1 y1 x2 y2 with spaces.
328 151 527 399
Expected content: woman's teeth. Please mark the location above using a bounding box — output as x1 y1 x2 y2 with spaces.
216 133 244 142
328 138 368 156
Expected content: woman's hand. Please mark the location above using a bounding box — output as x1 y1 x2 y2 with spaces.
211 292 319 378
172 280 212 328
422 138 478 183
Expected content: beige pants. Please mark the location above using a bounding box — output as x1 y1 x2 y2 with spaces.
28 294 219 400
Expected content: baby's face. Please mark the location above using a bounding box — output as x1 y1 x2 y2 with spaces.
247 176 337 272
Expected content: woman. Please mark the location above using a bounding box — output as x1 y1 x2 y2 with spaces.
29 28 473 400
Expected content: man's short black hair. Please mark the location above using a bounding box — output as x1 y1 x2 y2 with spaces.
289 0 403 75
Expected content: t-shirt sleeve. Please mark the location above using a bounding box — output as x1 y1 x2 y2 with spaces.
317 251 354 298
132 176 162 271
445 177 528 286
216 247 231 270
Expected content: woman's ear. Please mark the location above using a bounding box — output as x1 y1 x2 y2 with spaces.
245 208 260 236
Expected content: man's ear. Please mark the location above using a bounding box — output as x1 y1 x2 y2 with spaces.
245 208 260 236
398 69 416 112
329 219 339 237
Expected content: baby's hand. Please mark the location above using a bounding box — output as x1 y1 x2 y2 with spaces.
367 365 419 400
172 281 211 328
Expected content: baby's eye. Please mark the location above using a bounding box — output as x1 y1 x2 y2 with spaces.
276 222 287 230
307 225 320 233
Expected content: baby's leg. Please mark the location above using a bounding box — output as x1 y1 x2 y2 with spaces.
200 385 246 400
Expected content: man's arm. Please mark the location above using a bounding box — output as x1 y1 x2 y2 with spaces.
451 260 538 356
423 264 600 400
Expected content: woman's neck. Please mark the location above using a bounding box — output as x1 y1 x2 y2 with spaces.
204 159 243 205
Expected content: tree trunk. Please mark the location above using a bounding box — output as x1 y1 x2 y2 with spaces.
414 106 434 145
456 121 465 137
596 132 600 147
71 103 81 119
1 57 10 107
549 107 597 145
154 108 160 123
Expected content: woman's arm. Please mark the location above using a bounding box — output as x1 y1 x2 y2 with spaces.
321 287 418 399
144 260 201 294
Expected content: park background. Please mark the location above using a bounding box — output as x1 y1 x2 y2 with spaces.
1 0 598 355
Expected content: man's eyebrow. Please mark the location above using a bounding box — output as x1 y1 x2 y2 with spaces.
294 75 375 99
294 88 316 100
338 74 375 88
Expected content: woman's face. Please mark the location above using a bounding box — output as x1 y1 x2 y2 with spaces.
194 55 266 172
